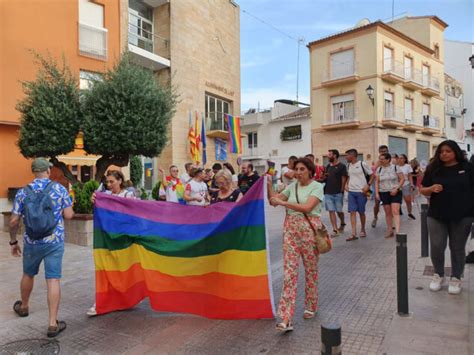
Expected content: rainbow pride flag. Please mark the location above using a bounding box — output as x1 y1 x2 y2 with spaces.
93 178 275 319
225 114 242 154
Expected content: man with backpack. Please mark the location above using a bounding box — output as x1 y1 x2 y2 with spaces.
9 158 74 337
345 149 374 241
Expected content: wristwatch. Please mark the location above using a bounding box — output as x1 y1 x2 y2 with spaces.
9 240 18 246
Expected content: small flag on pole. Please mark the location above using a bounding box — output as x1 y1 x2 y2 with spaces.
225 114 242 154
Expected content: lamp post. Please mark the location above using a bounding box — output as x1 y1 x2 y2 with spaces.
469 55 474 69
366 85 375 106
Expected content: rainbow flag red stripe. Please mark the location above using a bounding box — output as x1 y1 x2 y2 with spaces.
93 178 275 319
225 114 242 154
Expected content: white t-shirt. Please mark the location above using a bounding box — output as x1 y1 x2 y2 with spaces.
185 179 208 206
348 161 372 192
105 189 135 198
281 166 296 186
398 164 412 186
180 173 191 185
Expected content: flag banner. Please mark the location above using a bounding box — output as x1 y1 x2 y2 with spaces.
225 114 242 154
93 177 275 319
194 111 201 163
201 112 207 165
188 111 197 162
215 138 227 161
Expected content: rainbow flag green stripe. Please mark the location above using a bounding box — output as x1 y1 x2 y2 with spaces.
225 113 242 154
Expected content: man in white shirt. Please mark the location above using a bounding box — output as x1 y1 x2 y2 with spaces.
345 149 374 241
281 156 297 186
180 162 193 185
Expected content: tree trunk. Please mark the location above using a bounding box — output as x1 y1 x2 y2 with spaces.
49 156 79 185
94 154 129 181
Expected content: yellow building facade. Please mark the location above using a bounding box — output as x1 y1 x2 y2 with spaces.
309 16 447 164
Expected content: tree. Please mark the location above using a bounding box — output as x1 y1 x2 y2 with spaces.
129 155 143 187
17 53 82 183
82 54 177 180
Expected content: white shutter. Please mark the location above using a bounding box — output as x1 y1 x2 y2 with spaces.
384 92 393 101
404 57 412 79
79 0 104 27
383 47 393 71
422 65 429 86
331 94 354 104
404 99 412 121
330 49 354 79
422 103 430 116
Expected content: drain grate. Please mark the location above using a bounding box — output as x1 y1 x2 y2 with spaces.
423 265 451 277
0 339 60 355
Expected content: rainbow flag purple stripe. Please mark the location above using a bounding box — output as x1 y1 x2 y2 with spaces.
225 114 242 154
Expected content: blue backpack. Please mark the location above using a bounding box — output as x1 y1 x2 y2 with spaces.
23 182 57 240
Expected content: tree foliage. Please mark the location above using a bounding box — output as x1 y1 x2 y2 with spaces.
129 155 143 187
82 54 177 180
71 180 99 214
16 52 82 183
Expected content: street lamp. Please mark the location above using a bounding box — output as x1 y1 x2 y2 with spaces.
469 55 474 69
366 85 375 106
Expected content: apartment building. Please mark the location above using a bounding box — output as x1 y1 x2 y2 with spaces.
0 0 121 210
122 0 241 189
444 74 465 149
308 16 447 164
445 40 474 158
241 101 311 174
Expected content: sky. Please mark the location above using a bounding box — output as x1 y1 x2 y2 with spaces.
238 0 474 112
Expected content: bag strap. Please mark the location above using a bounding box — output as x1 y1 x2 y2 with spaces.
360 161 367 175
295 183 318 236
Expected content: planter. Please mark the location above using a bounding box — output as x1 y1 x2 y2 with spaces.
2 211 93 247
64 214 94 246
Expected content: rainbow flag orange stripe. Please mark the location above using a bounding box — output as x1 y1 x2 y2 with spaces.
225 114 242 154
93 178 275 319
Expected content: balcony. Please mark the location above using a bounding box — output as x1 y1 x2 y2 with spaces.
241 113 263 126
422 115 440 135
421 76 440 97
403 111 423 131
205 115 229 139
79 22 108 60
381 59 405 84
321 62 359 87
402 68 424 91
322 112 360 130
382 106 406 128
128 14 170 71
242 147 265 160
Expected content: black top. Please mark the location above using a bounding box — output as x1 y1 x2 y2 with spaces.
210 189 242 204
422 162 474 220
238 173 259 195
324 163 348 195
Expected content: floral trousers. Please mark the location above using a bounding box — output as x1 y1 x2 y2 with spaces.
278 214 320 321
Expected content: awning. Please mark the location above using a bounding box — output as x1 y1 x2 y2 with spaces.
57 154 99 166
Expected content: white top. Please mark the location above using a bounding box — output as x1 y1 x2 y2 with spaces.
180 173 191 185
185 180 208 206
347 161 372 192
105 189 135 198
377 164 400 192
281 166 296 186
398 164 412 186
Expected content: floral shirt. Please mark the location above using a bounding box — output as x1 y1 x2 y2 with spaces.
12 178 72 245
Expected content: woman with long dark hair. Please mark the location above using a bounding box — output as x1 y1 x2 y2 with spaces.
398 154 416 219
421 140 474 294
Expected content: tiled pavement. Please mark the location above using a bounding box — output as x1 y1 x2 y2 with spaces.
0 200 472 354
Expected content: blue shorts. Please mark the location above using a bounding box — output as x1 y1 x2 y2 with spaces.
348 191 367 214
23 243 64 279
324 193 343 212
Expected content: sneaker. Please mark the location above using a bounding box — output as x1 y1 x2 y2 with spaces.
371 218 377 228
429 273 445 292
408 213 416 220
86 304 97 316
448 278 462 295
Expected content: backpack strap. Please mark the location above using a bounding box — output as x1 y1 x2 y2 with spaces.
42 181 55 194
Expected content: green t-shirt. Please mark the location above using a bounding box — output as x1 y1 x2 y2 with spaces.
282 181 324 217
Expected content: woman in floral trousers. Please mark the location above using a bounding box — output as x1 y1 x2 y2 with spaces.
267 157 325 332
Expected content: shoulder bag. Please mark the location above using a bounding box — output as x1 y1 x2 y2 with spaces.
295 183 332 254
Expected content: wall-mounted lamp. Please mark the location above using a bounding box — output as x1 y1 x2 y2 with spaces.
366 85 375 106
461 108 467 115
470 55 474 69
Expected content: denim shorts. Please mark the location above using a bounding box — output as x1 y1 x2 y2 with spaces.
348 191 367 213
324 193 344 212
23 243 64 279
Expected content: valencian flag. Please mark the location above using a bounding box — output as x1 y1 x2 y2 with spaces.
225 114 242 154
93 177 275 319
194 111 201 163
187 111 197 162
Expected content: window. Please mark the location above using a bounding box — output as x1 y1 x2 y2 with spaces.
79 0 107 59
422 103 430 127
422 103 430 116
79 70 102 90
248 132 258 148
128 0 154 53
205 94 232 131
416 140 430 162
384 92 394 118
388 136 408 156
434 44 440 59
422 65 430 86
450 117 456 129
330 49 355 79
404 56 413 80
331 94 355 122
383 47 393 72
404 98 413 122
280 125 302 141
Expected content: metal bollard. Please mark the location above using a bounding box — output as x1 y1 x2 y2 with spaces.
420 204 429 257
321 323 341 355
396 233 409 316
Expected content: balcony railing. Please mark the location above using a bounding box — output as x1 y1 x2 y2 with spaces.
242 146 263 158
322 61 359 82
382 59 405 79
383 106 406 124
79 22 108 60
324 107 359 126
404 67 423 85
423 115 440 129
128 22 170 59
205 115 229 132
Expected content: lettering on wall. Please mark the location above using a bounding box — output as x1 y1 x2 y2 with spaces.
205 81 234 97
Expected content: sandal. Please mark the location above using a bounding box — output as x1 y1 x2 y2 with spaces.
303 310 316 319
47 320 67 338
346 235 358 242
384 232 394 239
359 232 367 238
331 229 340 237
13 300 29 317
338 223 346 232
276 321 293 333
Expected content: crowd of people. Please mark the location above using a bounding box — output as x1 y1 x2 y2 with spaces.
7 139 474 336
